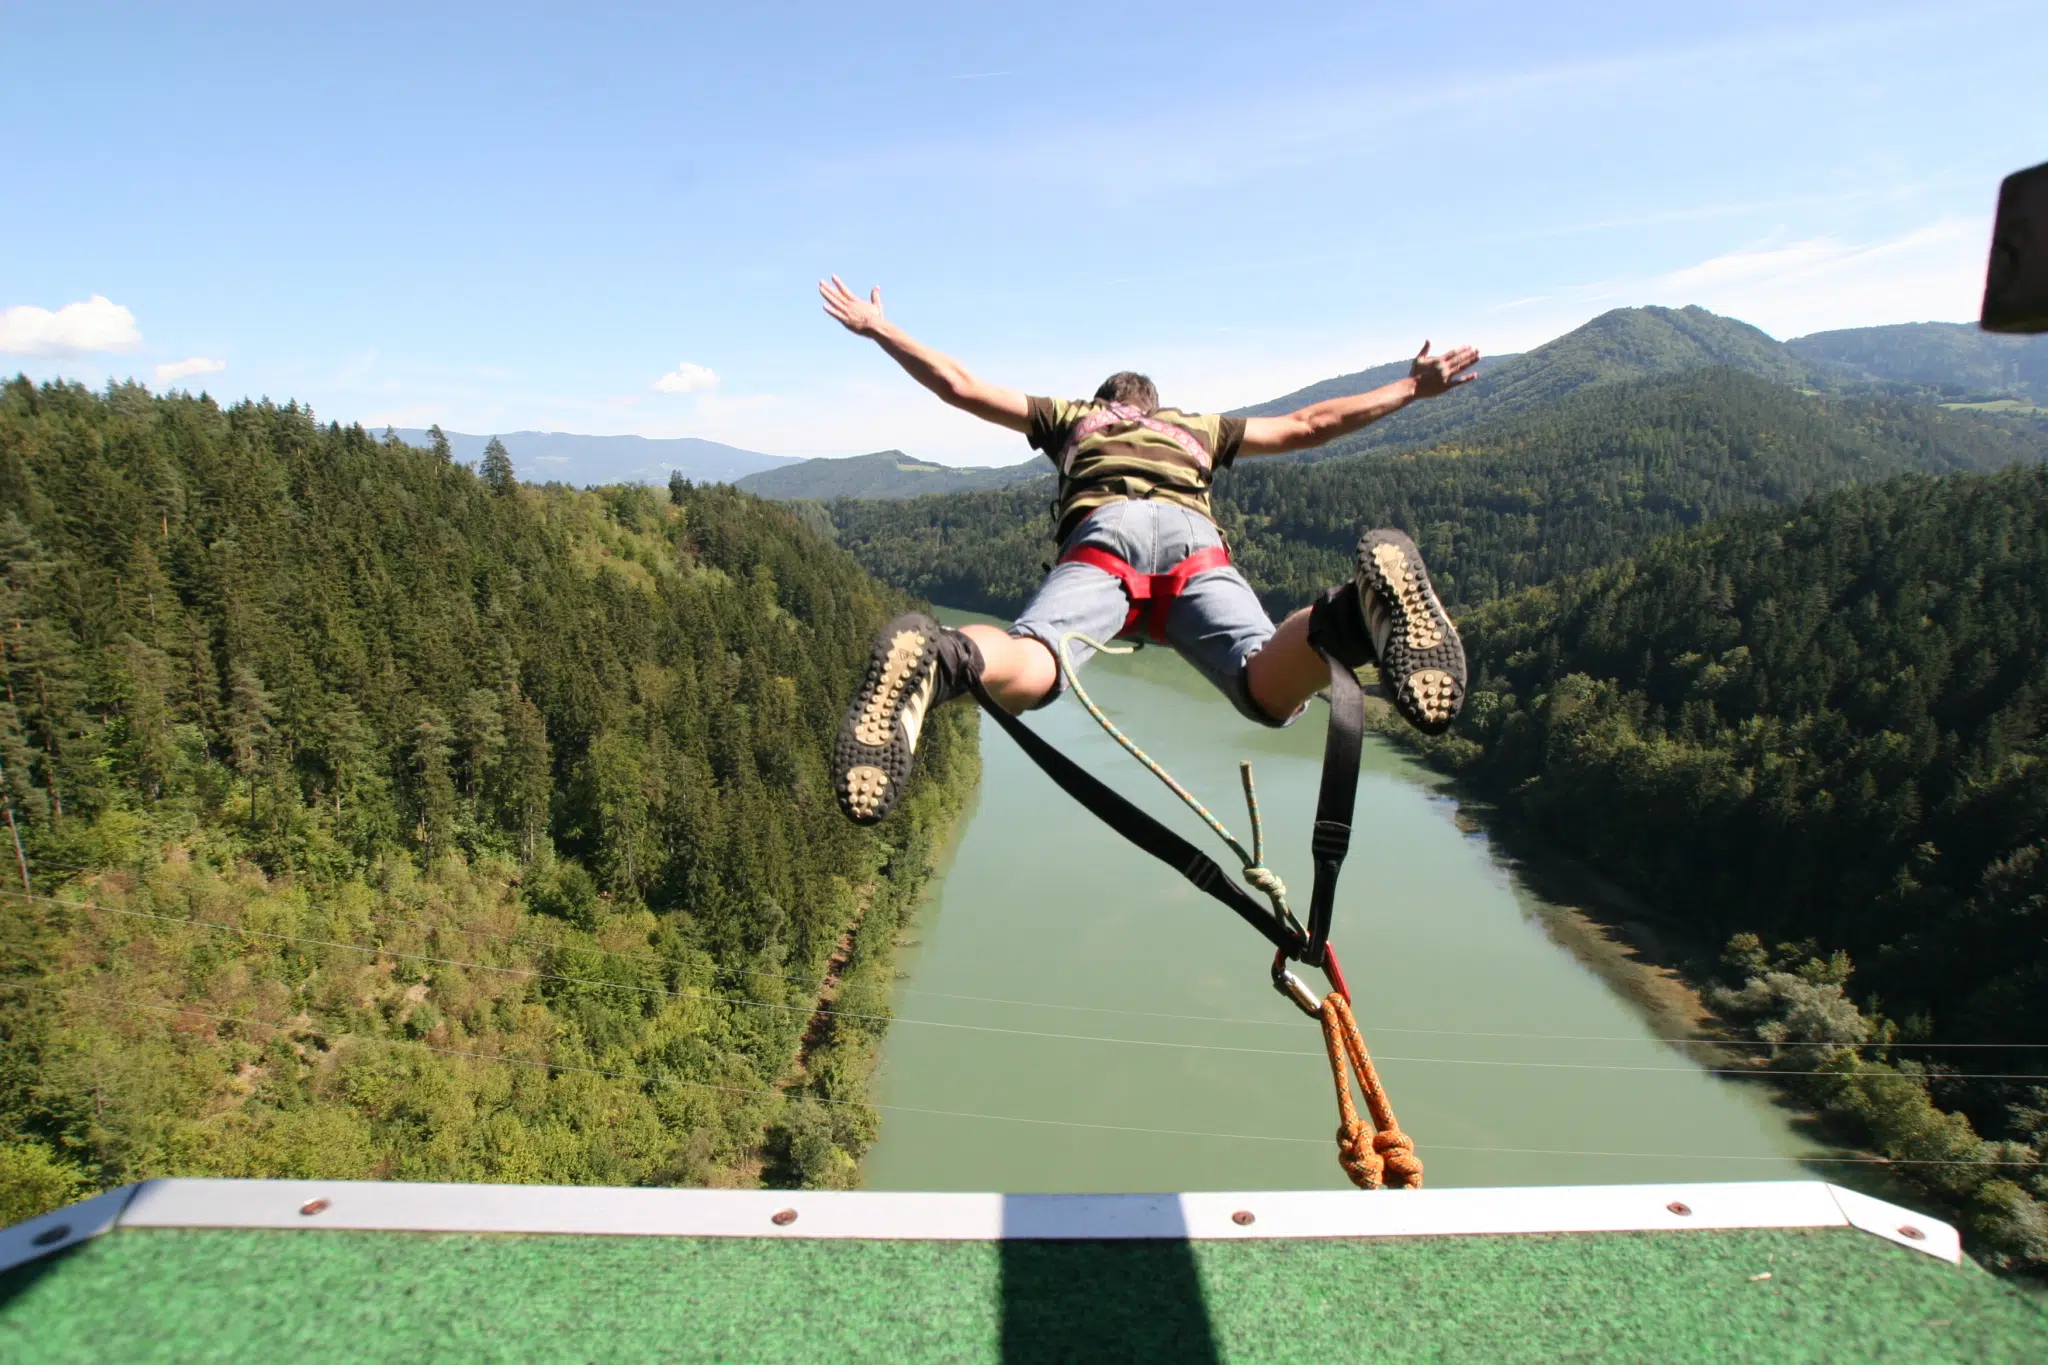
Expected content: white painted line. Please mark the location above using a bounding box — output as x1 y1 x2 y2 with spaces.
3 1180 1963 1268
0 1185 139 1276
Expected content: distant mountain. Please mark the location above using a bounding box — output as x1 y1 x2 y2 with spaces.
1244 305 1815 462
825 365 2048 618
1785 322 2048 402
384 428 799 485
736 449 1046 500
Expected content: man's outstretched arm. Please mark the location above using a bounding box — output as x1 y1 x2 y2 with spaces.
819 276 1031 433
1239 341 1480 456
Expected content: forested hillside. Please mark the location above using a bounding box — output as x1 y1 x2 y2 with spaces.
1294 304 1813 464
736 449 1041 501
1403 466 2048 1269
1787 322 2048 403
827 369 2048 618
0 377 976 1220
1223 368 2048 607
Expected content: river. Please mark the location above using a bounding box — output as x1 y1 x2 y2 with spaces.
862 612 1828 1192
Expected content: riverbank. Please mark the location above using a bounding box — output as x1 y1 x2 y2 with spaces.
1357 687 1730 1041
764 715 981 1190
1358 697 2048 1277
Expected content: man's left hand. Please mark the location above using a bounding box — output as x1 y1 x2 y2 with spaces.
820 276 887 336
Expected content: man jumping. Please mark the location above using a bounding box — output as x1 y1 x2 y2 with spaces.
819 276 1478 826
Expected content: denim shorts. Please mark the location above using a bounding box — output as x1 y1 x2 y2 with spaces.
1009 499 1293 726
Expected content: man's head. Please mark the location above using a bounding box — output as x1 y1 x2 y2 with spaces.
1093 371 1159 412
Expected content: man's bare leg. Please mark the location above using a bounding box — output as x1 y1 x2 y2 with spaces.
1247 528 1469 734
969 610 1327 722
1245 607 1327 721
959 624 1056 714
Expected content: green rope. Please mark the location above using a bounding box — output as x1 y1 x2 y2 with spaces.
1056 631 1297 927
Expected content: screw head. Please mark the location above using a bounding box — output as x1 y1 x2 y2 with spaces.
1898 1224 1926 1241
299 1198 330 1217
30 1223 71 1247
1666 1201 1693 1217
1231 1210 1255 1227
771 1208 798 1227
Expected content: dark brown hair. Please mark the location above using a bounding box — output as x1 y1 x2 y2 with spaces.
1093 371 1159 412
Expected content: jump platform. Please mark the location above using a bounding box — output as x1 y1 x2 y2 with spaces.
3 1179 2043 1362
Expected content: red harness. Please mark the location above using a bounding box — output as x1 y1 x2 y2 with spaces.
1056 543 1233 644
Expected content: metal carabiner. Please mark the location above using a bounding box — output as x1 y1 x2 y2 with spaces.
1270 949 1324 1020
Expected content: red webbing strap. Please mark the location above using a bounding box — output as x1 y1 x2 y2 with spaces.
1056 543 1233 642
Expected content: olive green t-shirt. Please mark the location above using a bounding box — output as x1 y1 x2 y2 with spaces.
1027 396 1247 539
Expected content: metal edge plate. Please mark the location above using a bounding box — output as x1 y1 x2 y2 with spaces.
0 1185 140 1277
90 1178 1959 1260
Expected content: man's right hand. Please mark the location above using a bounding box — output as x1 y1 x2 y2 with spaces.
819 276 887 336
814 275 1033 433
1410 340 1480 398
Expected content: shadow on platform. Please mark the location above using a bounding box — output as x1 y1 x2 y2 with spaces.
997 1196 1219 1363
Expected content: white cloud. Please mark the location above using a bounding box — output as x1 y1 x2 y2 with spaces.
1644 217 1990 337
154 356 226 386
0 295 143 356
652 361 719 394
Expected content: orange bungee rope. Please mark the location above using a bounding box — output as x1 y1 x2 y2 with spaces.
1320 989 1422 1190
1275 945 1421 1190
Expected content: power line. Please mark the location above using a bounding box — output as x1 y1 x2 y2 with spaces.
18 981 2047 1170
15 894 2048 1079
12 889 2043 1051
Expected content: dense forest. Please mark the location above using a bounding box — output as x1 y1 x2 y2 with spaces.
827 368 2048 618
1787 322 2048 404
1397 466 2048 1270
0 378 976 1222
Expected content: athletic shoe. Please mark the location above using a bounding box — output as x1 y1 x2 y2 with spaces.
833 613 980 825
1355 528 1465 735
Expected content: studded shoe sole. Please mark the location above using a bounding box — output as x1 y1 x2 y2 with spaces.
833 613 947 825
1356 528 1466 736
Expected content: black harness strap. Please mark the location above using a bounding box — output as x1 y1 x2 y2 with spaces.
968 648 1365 966
969 679 1303 955
1304 655 1363 967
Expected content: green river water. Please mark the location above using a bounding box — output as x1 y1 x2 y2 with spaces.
862 612 1829 1192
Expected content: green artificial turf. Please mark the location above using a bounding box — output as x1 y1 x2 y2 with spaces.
1 1226 2042 1364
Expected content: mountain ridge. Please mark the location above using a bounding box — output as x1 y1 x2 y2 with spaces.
823 366 2048 617
384 427 799 486
737 449 1044 500
1784 321 2048 402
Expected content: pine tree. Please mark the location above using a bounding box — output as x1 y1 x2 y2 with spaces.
427 424 453 462
480 438 516 494
497 695 552 863
224 663 276 825
410 706 457 862
668 470 688 505
0 517 81 824
456 688 505 798
109 636 177 801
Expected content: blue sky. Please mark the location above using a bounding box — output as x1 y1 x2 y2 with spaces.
3 1 2043 463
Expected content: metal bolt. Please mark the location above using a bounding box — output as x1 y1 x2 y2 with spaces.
299 1198 330 1217
30 1224 71 1247
1231 1211 1256 1227
1666 1201 1692 1217
1898 1224 1926 1241
771 1208 798 1227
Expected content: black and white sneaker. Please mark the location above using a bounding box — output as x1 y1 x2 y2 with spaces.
833 613 980 825
1355 528 1465 735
